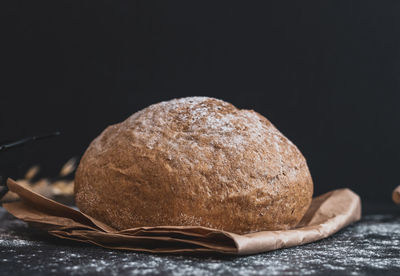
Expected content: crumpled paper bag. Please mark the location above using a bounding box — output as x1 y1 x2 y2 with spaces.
3 178 361 255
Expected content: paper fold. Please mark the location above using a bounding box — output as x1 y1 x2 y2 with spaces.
3 179 361 255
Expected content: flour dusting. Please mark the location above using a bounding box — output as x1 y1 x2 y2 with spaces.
1 207 400 275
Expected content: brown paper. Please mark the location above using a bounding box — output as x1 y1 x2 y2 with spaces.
3 178 361 255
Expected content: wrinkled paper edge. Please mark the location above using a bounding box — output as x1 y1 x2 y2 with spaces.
3 178 361 255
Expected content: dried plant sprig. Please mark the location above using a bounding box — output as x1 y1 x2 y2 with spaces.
1 158 76 203
25 165 40 180
60 157 77 177
0 131 60 152
0 131 61 201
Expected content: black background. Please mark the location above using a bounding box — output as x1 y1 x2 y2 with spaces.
2 1 400 202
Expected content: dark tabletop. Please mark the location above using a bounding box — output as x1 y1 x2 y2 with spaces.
1 204 400 276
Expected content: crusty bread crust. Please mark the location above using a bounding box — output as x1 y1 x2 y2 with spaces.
74 97 313 234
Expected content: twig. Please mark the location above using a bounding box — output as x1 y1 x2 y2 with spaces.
0 131 61 152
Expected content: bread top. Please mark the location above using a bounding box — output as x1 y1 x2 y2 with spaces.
94 97 305 182
75 97 313 233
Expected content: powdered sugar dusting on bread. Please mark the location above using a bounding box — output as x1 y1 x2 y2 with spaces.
123 97 302 179
76 96 313 233
132 99 260 145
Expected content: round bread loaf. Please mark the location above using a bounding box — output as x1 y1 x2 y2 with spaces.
74 97 313 234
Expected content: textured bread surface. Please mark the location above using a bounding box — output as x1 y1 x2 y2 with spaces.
74 97 313 234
